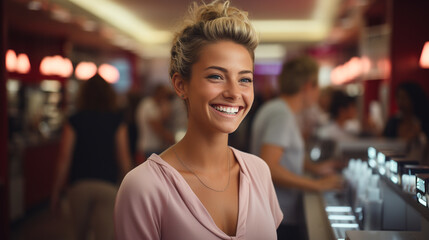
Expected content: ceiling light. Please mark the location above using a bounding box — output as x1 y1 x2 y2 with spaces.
69 0 170 45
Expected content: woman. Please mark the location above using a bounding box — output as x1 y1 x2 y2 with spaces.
383 81 429 141
114 1 283 239
51 74 132 240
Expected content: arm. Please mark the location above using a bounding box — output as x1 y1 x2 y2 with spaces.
260 144 343 192
116 123 133 178
304 158 344 177
51 123 75 212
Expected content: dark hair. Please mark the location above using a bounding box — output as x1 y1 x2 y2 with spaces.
329 90 357 119
396 81 429 137
277 56 319 96
76 74 118 112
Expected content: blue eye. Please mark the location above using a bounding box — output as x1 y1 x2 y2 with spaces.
208 74 222 80
240 78 253 83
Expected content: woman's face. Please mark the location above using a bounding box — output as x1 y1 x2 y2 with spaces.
184 40 254 134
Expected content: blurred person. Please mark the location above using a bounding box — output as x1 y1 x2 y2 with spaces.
167 93 189 142
124 90 142 164
251 56 343 240
115 1 282 239
317 89 359 141
135 83 176 160
317 86 335 126
296 86 335 142
383 81 429 161
51 74 132 240
383 81 429 141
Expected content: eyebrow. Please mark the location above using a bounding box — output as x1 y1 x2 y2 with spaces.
205 66 253 75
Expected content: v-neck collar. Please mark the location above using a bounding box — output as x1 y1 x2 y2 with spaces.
148 147 250 239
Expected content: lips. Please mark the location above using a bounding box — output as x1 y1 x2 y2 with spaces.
210 104 243 115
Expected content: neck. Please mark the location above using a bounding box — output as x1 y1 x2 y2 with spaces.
176 123 230 170
280 94 303 113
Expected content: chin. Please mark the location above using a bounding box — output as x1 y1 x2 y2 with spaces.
215 123 241 134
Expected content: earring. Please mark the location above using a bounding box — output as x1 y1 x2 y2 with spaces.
181 94 185 99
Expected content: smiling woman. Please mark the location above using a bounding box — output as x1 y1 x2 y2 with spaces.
114 1 283 240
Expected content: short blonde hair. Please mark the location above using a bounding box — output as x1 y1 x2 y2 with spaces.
278 56 319 96
169 0 259 80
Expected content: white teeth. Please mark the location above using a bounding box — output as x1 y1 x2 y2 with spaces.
213 105 239 114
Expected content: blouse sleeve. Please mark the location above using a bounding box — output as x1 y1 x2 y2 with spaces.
114 163 165 240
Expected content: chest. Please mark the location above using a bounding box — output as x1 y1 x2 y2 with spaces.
184 166 240 236
160 164 279 240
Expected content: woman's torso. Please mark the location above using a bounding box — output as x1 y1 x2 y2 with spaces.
69 110 123 184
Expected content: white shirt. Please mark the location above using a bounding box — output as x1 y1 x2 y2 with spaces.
136 97 163 152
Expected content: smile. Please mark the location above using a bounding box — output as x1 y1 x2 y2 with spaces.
211 104 241 115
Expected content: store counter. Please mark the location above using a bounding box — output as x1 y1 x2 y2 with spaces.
304 155 429 240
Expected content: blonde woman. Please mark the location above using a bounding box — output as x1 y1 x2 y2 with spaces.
114 1 282 239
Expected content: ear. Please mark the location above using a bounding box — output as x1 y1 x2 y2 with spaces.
171 73 188 99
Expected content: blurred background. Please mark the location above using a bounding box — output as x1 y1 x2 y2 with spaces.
1 0 429 239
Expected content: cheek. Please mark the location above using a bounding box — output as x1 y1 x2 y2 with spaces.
244 87 254 106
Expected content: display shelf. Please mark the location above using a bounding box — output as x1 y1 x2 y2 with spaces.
380 174 429 222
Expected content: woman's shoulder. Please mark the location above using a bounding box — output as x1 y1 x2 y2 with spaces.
119 157 170 196
232 148 270 175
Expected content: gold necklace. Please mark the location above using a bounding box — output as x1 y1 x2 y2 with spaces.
173 147 231 192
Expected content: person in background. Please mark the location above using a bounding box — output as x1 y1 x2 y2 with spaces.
296 86 334 142
383 81 429 161
115 1 282 239
251 56 343 240
135 84 176 160
124 90 142 164
383 81 429 141
51 74 132 240
317 89 359 141
317 86 335 127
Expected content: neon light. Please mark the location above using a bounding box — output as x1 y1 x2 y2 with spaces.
6 49 17 72
16 53 31 74
98 63 120 83
75 61 97 80
40 55 73 77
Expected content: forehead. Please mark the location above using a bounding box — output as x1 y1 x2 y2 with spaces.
193 41 253 71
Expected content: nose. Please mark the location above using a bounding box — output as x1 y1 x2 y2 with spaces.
223 80 241 101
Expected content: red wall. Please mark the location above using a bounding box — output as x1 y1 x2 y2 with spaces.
1 0 10 238
389 1 429 116
23 142 59 210
362 79 383 119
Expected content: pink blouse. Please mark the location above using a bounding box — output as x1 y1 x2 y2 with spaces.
115 147 283 240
